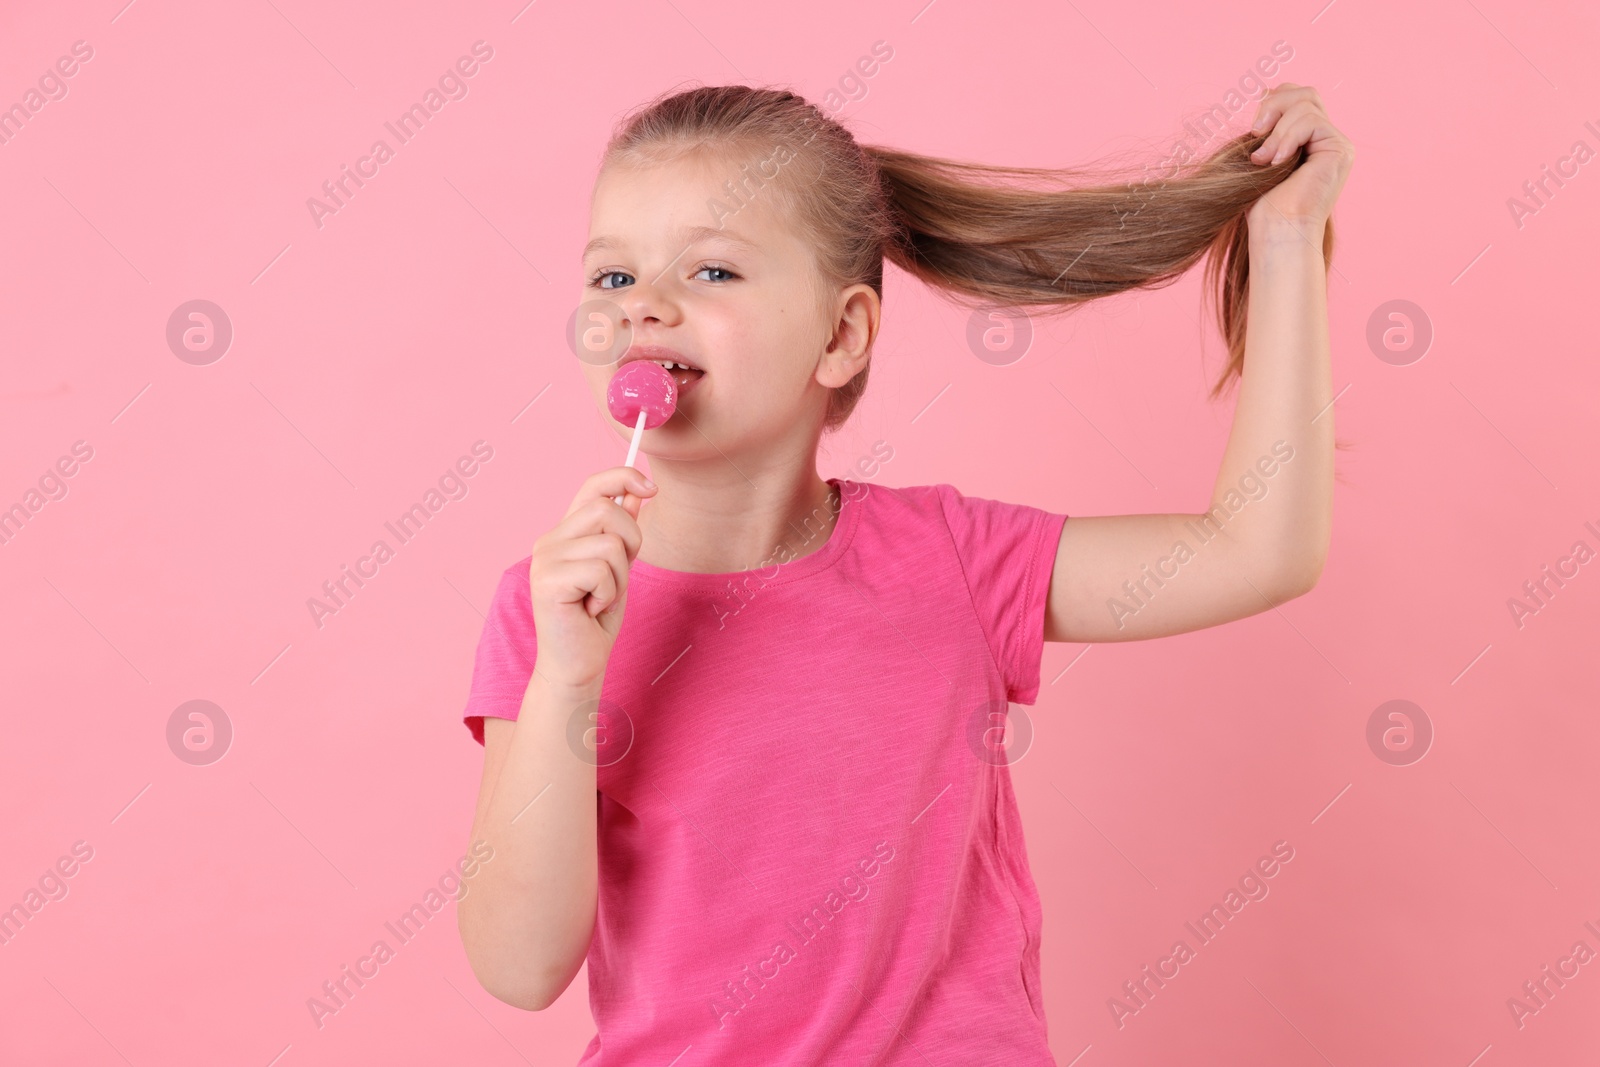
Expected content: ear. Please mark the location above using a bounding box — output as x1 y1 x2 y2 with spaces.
816 284 880 389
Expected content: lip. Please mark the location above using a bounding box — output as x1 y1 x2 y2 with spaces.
617 345 704 373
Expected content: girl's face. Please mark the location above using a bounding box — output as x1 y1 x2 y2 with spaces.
578 150 862 463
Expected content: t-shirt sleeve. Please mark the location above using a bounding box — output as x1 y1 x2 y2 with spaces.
935 484 1068 706
461 558 539 746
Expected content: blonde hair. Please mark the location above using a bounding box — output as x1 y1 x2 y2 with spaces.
603 83 1335 433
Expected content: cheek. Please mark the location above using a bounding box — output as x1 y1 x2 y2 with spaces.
745 355 824 427
735 325 815 396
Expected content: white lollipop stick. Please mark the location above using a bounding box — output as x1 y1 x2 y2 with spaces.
612 408 649 505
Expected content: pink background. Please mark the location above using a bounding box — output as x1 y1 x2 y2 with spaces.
3 0 1598 1063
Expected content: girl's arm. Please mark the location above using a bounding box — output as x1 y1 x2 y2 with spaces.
458 677 600 1010
1044 84 1350 645
458 466 653 1009
1044 211 1332 644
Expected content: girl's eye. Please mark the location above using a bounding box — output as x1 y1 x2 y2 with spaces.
590 269 631 290
586 264 739 290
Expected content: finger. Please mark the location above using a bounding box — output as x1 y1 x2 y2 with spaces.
536 555 616 613
559 533 631 592
1252 106 1314 164
1261 115 1304 166
616 489 645 522
1249 88 1286 134
1248 84 1318 140
569 557 618 616
1253 83 1313 119
1250 113 1286 160
558 497 645 560
585 564 619 617
1270 109 1335 166
566 466 657 520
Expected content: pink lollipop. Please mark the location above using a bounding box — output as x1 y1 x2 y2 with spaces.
606 361 677 504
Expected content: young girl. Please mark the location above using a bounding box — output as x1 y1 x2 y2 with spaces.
457 83 1351 1064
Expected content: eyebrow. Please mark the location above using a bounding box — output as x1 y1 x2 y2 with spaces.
582 225 761 260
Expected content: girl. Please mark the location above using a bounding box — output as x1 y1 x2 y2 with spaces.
457 83 1351 1064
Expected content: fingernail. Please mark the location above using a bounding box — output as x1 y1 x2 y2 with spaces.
642 477 656 489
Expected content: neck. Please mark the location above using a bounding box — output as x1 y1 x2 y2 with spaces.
635 464 840 575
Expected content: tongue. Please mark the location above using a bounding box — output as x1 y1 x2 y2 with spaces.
671 367 706 386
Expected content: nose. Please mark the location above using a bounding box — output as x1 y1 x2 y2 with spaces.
614 273 680 331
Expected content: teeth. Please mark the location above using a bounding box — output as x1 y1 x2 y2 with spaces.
653 359 696 372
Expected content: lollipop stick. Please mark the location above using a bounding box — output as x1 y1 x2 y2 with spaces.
612 408 649 505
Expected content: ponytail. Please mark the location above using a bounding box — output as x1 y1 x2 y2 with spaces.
605 84 1333 429
866 137 1331 401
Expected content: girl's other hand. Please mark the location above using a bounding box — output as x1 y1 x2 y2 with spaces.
527 466 657 688
1247 83 1355 230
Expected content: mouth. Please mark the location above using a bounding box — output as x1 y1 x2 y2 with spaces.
620 347 706 395
650 360 705 391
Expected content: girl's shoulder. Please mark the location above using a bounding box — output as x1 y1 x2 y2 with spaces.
845 478 1063 532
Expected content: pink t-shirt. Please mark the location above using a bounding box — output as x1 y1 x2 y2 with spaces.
462 477 1069 1065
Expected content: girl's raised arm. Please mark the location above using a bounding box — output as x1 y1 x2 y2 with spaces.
1044 85 1353 645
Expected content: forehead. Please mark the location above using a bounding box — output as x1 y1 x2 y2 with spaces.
584 149 802 259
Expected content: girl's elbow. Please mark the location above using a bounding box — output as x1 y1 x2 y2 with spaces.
502 979 565 1013
1273 551 1326 600
458 913 577 1011
464 952 571 1012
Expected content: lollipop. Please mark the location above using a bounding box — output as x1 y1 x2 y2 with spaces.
606 360 678 504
